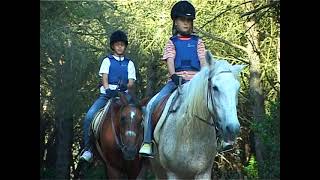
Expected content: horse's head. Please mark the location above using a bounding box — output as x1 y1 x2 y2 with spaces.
117 93 146 160
206 52 246 146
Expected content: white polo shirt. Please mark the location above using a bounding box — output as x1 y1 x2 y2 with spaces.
99 55 136 94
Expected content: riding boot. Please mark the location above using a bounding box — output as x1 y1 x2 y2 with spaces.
80 130 94 163
80 144 93 163
139 112 154 157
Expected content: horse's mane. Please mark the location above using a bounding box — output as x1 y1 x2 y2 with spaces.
179 66 210 135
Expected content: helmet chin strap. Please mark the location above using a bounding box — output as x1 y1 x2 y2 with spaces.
114 53 124 57
178 30 191 36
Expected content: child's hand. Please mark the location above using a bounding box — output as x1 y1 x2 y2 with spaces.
105 89 119 98
171 74 180 86
118 82 127 91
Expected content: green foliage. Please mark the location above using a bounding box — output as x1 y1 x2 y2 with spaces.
40 167 56 179
251 98 280 179
83 165 106 179
195 0 247 58
244 155 259 179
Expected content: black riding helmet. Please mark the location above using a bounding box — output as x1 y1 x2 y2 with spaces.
109 30 128 50
171 1 195 20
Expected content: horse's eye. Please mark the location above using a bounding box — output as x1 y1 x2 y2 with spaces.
120 117 126 124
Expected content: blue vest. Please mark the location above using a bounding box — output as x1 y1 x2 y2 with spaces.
170 35 201 72
107 55 129 87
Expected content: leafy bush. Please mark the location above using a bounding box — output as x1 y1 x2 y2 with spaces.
244 155 259 179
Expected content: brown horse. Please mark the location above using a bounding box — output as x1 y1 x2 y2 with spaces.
96 92 148 179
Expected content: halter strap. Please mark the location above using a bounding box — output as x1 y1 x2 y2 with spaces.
111 101 142 153
199 70 233 128
110 99 126 151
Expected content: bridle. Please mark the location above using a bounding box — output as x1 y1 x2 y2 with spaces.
110 102 142 153
196 70 233 133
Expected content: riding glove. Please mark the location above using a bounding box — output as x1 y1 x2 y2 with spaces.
105 89 119 98
171 74 180 86
118 82 128 91
171 74 188 86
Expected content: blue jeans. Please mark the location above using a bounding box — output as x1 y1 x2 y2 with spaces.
83 93 109 147
143 81 177 143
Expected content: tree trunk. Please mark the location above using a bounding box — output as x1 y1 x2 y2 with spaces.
54 77 73 179
44 127 56 169
54 37 74 179
55 114 73 179
245 13 266 174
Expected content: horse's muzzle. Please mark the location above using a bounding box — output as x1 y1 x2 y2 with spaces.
222 122 240 142
122 146 137 160
226 123 240 135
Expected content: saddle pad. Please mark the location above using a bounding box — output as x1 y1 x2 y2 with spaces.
153 90 177 143
91 99 112 139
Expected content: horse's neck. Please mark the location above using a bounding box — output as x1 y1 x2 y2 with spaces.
175 70 213 140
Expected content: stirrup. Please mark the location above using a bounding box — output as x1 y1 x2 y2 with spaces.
139 143 154 158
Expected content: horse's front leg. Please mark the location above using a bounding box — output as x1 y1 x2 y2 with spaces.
105 163 122 179
126 159 143 179
150 155 167 179
194 164 213 180
167 171 179 179
136 158 154 180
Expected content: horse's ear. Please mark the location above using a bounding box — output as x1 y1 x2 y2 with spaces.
231 64 246 75
142 106 147 116
205 50 214 66
119 92 129 106
127 85 139 105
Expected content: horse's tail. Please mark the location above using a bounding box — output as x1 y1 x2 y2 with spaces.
205 50 214 66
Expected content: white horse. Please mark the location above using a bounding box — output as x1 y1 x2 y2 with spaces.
146 51 246 179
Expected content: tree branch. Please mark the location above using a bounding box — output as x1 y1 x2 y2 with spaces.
240 1 278 18
264 68 280 95
73 32 106 36
73 29 106 48
200 0 253 29
241 6 270 41
195 27 248 53
228 54 250 64
212 54 249 64
86 26 107 47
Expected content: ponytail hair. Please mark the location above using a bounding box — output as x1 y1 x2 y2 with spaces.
172 24 178 36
